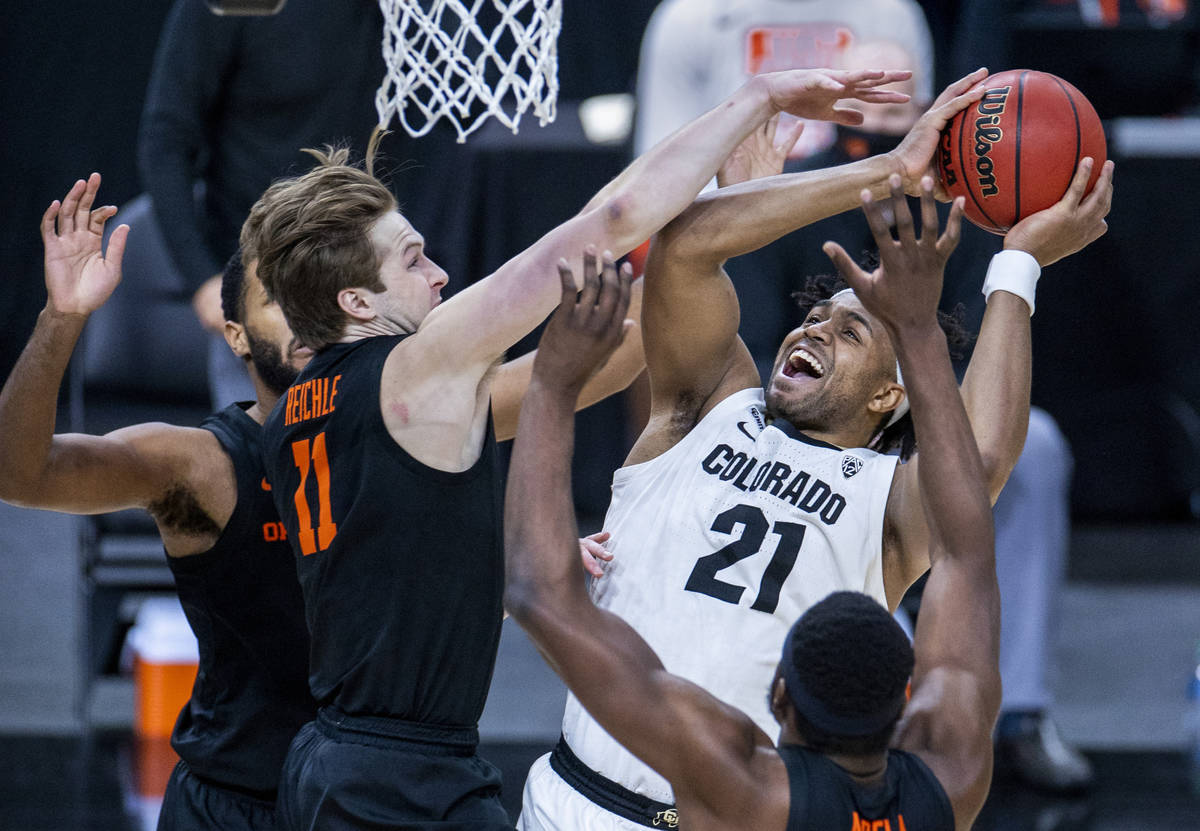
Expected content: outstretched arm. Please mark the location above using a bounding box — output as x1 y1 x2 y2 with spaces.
0 176 195 519
413 68 915 373
881 157 1115 603
504 254 784 827
633 71 988 454
824 180 998 829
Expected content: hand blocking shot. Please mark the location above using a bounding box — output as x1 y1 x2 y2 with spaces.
506 188 1003 831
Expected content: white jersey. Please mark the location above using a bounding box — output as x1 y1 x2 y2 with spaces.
560 387 898 803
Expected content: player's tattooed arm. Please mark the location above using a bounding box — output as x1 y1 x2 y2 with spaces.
504 252 784 828
0 175 220 534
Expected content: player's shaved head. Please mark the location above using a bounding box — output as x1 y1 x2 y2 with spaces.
779 591 913 755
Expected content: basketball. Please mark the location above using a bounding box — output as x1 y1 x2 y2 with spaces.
936 69 1107 234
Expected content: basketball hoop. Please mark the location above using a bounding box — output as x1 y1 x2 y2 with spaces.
374 0 562 143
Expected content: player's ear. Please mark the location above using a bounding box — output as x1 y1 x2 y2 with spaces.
769 672 790 724
224 320 249 359
867 381 905 418
338 287 376 321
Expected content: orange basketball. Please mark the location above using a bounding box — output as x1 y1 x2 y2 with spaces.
936 69 1107 234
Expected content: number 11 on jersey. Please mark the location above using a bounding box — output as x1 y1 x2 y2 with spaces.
291 432 338 556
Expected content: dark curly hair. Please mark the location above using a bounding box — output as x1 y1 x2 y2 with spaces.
785 591 914 755
790 263 973 461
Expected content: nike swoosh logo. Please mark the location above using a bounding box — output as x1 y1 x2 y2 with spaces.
736 421 758 441
261 478 272 491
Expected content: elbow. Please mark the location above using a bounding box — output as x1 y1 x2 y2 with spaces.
0 475 41 509
502 580 534 623
980 449 1018 506
595 192 663 255
502 579 553 633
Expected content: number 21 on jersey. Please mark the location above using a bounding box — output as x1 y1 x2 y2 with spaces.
685 503 805 614
291 432 338 555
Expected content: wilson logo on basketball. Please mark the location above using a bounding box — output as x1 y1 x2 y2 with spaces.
973 86 1010 197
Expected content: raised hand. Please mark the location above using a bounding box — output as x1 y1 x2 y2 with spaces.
759 68 913 126
717 113 805 188
888 68 990 197
41 173 128 317
822 175 964 335
1004 157 1114 267
533 247 633 394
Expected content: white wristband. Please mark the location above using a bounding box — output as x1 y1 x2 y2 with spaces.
982 250 1041 316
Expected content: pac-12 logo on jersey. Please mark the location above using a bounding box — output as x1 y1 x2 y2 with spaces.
841 454 864 479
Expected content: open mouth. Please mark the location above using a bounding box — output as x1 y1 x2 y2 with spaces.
782 346 826 380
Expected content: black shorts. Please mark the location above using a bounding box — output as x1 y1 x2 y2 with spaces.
158 759 277 831
277 707 511 831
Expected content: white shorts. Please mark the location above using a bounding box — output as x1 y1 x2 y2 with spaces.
516 753 654 831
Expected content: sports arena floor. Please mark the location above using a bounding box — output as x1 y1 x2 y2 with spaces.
2 509 1199 829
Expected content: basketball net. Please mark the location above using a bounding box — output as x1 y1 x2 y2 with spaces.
375 0 562 143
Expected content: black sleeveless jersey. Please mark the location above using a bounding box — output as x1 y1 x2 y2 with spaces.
166 403 316 795
261 335 505 724
780 744 955 831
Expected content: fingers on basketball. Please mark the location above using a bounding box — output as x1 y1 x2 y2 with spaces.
934 67 989 109
1063 157 1095 208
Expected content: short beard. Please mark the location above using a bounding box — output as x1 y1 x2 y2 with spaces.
245 330 300 397
763 382 848 434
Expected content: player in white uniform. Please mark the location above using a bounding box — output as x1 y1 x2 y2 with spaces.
518 70 1115 830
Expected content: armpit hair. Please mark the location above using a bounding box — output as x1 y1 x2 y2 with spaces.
148 484 222 538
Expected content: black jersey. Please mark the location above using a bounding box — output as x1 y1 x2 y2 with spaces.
166 403 316 796
780 744 955 831
261 335 504 724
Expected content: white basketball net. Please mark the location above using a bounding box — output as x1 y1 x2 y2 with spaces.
375 0 562 143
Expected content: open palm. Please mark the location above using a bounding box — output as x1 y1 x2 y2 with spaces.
42 173 128 316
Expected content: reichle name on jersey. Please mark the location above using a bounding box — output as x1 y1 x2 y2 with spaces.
700 443 847 525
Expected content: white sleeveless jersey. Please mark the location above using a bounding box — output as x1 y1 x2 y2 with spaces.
560 387 898 803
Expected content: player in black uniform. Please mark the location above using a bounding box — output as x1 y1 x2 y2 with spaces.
0 174 316 830
505 180 1006 830
249 69 914 829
